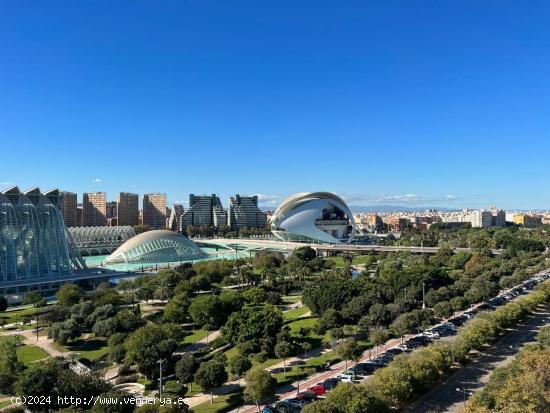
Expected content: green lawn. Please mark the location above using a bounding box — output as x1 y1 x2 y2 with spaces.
272 349 341 386
17 344 48 365
55 337 110 361
0 400 13 409
182 329 209 345
0 336 48 366
283 305 310 321
190 391 243 413
0 307 37 325
282 295 302 305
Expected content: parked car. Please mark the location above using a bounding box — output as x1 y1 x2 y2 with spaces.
296 391 318 402
351 363 371 375
306 385 326 396
337 373 355 383
273 400 300 413
285 398 307 409
322 377 340 391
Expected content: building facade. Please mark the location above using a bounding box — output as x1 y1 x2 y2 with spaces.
181 194 225 230
60 191 78 227
83 192 107 227
168 203 184 231
228 195 267 230
0 187 78 286
117 192 139 226
143 193 167 229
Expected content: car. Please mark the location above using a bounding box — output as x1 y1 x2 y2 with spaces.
296 391 318 402
306 385 326 396
272 401 299 413
322 377 340 391
423 330 440 338
386 348 403 355
262 406 280 413
368 358 386 366
286 398 307 409
396 343 412 351
351 363 371 375
337 373 355 383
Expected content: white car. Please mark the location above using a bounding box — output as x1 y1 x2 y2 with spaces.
337 373 354 383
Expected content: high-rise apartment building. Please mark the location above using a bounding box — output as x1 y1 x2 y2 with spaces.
117 192 139 226
471 210 493 228
181 194 225 230
168 203 184 231
143 193 167 229
228 195 267 230
60 191 78 227
83 192 107 226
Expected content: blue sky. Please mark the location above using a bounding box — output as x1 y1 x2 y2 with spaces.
1 1 549 210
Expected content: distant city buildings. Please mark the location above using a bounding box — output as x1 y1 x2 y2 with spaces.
471 207 506 228
228 195 267 230
181 194 225 230
143 193 167 229
82 192 107 226
60 191 78 227
513 213 542 228
117 192 139 226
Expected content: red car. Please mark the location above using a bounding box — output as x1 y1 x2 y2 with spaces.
306 385 326 396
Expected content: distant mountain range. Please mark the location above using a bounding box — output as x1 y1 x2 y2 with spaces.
349 205 461 213
259 205 460 213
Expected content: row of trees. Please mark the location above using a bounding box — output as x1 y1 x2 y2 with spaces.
464 325 550 412
303 280 550 412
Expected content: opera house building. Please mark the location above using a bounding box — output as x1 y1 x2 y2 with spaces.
270 192 356 244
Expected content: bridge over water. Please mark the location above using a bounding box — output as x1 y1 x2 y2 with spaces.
195 238 503 256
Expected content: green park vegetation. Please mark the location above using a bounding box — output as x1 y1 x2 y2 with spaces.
0 226 549 413
464 324 550 413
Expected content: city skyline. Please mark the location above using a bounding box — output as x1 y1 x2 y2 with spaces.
2 2 550 209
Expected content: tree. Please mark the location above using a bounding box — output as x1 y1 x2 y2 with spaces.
17 358 111 411
315 309 342 334
434 301 454 319
56 283 84 307
335 339 362 370
194 360 228 403
124 324 179 379
175 354 199 391
0 338 21 393
188 295 224 328
274 341 293 372
163 294 190 323
228 354 252 380
370 327 389 356
48 317 81 344
221 305 283 349
243 368 277 412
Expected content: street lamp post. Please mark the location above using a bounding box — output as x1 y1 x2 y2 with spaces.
158 359 166 398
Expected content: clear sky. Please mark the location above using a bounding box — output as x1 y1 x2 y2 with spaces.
1 1 549 210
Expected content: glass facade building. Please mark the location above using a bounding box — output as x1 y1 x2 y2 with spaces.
0 187 74 283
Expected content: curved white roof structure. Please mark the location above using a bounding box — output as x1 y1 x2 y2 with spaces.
270 192 356 244
104 230 206 264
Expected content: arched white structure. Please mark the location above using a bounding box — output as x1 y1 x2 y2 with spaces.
104 230 205 264
270 192 356 244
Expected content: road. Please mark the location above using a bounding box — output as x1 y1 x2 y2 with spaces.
403 302 550 413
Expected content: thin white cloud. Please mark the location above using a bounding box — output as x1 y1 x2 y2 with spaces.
342 193 462 205
91 178 102 183
255 193 281 206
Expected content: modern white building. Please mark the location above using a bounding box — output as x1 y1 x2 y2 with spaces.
270 192 356 244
